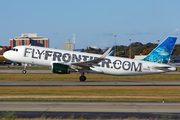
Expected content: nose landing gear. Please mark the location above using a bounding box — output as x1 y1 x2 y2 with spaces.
22 63 27 74
22 70 26 74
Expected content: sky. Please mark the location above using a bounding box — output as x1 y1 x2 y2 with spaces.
0 0 180 49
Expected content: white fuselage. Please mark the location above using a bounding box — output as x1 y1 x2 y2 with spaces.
3 45 176 76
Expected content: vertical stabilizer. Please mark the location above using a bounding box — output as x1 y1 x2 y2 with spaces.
142 37 177 64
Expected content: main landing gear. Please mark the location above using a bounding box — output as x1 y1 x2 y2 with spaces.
22 63 27 74
79 72 86 82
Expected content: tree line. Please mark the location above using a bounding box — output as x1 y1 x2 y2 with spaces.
82 42 180 58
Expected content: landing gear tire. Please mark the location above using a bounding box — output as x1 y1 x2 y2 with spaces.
22 63 27 74
22 70 26 74
79 76 86 82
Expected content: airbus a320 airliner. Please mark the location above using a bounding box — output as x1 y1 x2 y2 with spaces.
3 37 177 81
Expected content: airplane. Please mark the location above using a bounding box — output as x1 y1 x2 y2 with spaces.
3 36 177 82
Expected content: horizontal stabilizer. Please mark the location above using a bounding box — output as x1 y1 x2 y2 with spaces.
154 66 171 70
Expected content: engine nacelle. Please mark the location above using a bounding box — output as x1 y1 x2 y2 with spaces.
52 63 70 74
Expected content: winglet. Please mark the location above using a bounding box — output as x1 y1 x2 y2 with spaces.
109 50 114 56
70 48 112 69
101 48 112 58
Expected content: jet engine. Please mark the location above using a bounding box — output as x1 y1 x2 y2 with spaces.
52 63 70 74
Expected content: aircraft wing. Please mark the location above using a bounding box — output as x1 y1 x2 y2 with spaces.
68 48 112 70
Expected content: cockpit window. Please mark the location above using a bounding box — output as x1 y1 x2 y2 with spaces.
12 48 18 52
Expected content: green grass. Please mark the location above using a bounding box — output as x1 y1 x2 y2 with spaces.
0 86 180 102
176 67 180 72
0 56 7 62
0 73 180 81
2 98 180 102
0 86 179 96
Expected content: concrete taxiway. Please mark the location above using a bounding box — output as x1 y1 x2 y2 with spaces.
0 101 180 113
1 101 180 119
1 81 180 86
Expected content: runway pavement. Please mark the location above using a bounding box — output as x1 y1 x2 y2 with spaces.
1 81 180 86
1 101 180 113
0 101 180 119
2 111 180 119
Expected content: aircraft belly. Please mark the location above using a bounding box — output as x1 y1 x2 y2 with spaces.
98 67 140 76
33 59 51 66
98 66 164 76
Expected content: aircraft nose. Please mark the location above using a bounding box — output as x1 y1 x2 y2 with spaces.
3 51 10 59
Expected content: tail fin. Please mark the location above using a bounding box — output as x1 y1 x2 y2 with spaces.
142 37 177 64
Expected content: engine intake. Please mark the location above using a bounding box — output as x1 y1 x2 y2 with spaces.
52 63 70 74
